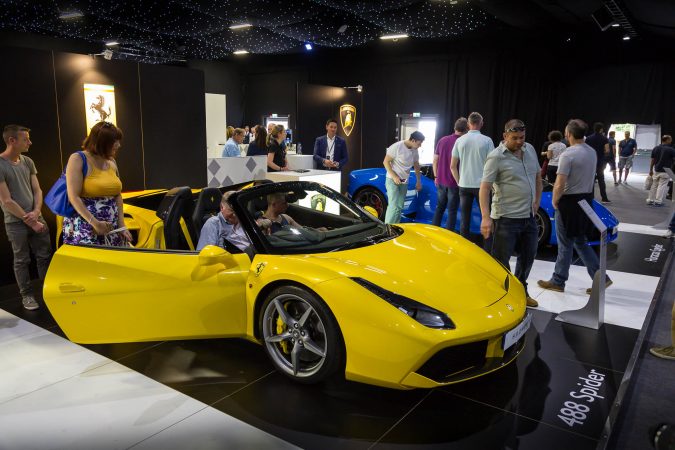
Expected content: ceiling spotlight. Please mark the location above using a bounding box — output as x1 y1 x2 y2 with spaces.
380 34 409 41
338 24 348 33
622 35 630 40
305 43 313 51
105 41 119 46
58 10 83 19
611 23 620 27
229 23 252 30
103 49 113 60
357 85 363 92
233 50 249 55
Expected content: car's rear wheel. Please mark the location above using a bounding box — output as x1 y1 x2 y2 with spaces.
260 285 343 384
535 208 551 246
353 187 387 220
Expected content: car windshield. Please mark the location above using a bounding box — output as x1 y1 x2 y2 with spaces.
236 181 400 254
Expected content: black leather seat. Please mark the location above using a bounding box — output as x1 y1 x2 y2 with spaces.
155 186 197 250
191 187 222 241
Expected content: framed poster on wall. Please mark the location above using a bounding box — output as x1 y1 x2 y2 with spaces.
83 83 117 130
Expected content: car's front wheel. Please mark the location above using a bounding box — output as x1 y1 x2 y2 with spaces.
260 285 343 384
353 187 387 220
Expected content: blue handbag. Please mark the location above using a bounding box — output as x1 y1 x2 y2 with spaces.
44 151 88 217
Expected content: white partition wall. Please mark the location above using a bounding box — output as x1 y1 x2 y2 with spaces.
205 93 227 158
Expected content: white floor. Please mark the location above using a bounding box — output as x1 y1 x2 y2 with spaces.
520 258 659 330
0 309 298 450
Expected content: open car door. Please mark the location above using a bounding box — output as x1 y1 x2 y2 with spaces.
43 244 251 344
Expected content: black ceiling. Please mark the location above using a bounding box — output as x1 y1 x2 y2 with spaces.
1 0 673 63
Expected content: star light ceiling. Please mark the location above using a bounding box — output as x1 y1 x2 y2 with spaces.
0 0 495 63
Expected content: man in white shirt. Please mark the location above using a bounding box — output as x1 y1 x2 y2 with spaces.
382 131 424 224
451 112 495 239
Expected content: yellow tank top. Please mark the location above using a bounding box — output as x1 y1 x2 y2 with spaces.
80 157 122 197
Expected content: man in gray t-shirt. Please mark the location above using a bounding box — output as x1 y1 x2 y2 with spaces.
0 125 52 310
538 119 611 293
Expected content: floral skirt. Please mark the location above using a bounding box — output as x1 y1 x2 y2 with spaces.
62 196 124 246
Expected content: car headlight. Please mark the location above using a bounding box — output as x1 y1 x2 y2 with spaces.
351 277 455 329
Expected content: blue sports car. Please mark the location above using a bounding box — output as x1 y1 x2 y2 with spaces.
348 166 619 246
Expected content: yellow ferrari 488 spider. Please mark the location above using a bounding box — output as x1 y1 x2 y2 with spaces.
44 181 530 389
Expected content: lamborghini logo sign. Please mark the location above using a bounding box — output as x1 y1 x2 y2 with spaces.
339 104 356 136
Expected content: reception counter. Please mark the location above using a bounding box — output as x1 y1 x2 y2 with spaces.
206 156 267 187
265 169 341 214
287 154 314 170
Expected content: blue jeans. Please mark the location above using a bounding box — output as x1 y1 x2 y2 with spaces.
432 185 459 230
669 212 675 232
491 216 538 296
385 177 408 224
459 187 479 238
551 209 600 287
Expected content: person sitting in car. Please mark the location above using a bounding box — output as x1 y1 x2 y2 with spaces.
262 192 301 233
197 191 272 251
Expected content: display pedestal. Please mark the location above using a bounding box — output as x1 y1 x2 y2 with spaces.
556 200 607 329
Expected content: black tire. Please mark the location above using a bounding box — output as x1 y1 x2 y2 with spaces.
535 208 551 246
259 285 344 384
353 187 387 220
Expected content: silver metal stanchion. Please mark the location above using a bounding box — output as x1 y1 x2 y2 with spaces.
555 200 607 329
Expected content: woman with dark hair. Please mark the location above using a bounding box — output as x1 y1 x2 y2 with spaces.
63 121 132 246
246 125 268 156
266 124 288 172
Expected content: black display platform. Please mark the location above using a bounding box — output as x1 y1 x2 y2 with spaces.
0 280 639 450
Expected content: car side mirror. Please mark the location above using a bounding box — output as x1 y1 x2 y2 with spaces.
198 245 235 267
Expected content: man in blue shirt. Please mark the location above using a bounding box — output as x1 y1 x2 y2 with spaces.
222 128 244 157
197 191 252 252
618 131 638 183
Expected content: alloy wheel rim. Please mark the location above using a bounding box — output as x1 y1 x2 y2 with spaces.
262 293 327 378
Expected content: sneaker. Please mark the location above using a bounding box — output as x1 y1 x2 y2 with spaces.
586 279 613 295
601 199 611 204
537 279 564 292
624 180 629 184
526 296 538 308
663 230 674 239
614 181 619 186
646 200 654 205
649 346 675 361
653 202 663 207
22 295 39 311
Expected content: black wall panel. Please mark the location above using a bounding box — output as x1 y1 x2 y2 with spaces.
0 47 61 286
139 63 206 188
189 59 244 127
53 53 145 190
243 70 307 131
1 46 208 286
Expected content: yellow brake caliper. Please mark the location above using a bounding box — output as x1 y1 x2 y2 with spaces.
276 305 290 354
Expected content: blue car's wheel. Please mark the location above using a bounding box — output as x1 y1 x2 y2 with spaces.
260 285 344 384
535 208 551 246
353 187 387 220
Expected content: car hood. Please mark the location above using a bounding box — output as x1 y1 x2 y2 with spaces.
300 224 511 313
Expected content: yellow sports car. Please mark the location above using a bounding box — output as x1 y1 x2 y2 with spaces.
43 181 530 390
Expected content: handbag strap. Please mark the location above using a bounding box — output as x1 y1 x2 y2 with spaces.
77 151 88 176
